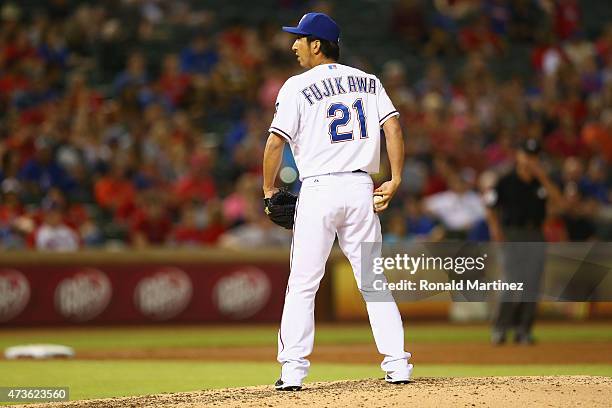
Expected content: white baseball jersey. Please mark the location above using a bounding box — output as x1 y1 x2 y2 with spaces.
35 225 79 251
269 63 399 179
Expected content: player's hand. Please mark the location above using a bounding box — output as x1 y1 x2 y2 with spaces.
263 187 279 199
264 188 297 229
373 179 401 213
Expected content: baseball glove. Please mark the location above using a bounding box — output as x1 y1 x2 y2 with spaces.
264 188 298 230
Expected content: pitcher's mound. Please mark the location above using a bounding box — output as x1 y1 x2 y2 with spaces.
21 376 612 408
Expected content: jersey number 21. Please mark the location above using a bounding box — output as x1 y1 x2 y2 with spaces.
327 99 367 143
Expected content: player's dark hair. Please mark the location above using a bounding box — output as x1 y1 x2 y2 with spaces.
307 37 340 61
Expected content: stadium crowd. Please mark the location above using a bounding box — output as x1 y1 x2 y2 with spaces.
0 0 610 250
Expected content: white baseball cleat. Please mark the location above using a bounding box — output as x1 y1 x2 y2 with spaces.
274 379 302 391
385 364 413 384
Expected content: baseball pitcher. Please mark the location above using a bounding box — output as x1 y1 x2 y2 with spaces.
262 12 413 391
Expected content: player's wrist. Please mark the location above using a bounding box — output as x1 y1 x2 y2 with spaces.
263 187 277 198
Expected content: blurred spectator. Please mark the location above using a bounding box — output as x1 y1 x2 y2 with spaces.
0 180 26 248
222 174 260 226
468 170 498 241
563 33 595 69
0 150 22 188
404 198 439 239
46 0 71 22
484 0 511 36
579 158 610 203
172 203 206 246
3 28 36 66
560 156 584 188
0 181 23 224
201 200 227 244
423 156 451 196
173 150 217 204
383 210 411 243
94 159 135 214
595 24 612 62
231 127 266 177
179 33 219 75
509 0 545 42
545 116 586 158
113 52 148 96
158 53 191 108
401 158 427 195
172 200 226 246
581 109 612 162
64 162 95 203
434 0 480 20
382 61 416 112
258 66 285 110
562 182 596 241
415 62 452 100
130 193 172 248
423 24 456 57
484 130 514 170
579 56 604 94
424 172 486 239
77 209 104 247
531 31 566 76
391 0 427 47
219 201 290 248
37 26 70 69
553 0 581 41
459 15 504 56
223 108 264 157
18 138 71 198
35 203 79 251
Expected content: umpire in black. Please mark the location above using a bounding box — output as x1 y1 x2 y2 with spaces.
484 138 564 345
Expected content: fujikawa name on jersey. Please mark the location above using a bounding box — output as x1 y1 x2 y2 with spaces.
300 74 377 105
269 63 399 180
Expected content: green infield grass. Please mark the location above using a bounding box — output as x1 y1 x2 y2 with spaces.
1 323 611 351
1 360 611 402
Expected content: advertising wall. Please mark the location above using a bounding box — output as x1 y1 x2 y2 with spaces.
1 249 608 325
0 250 290 325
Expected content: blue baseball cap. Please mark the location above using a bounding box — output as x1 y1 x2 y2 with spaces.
282 13 340 44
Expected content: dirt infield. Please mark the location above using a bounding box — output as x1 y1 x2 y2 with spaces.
18 376 612 408
76 341 612 364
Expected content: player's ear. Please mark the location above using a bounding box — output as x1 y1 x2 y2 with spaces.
311 39 321 55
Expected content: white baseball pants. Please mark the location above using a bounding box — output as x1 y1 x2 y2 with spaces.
278 171 411 385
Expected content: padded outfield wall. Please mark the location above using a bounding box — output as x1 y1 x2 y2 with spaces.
0 249 609 326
